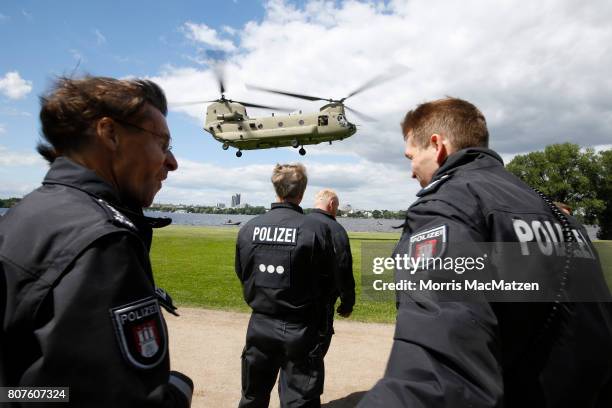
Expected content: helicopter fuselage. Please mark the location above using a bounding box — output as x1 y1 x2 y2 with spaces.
203 101 356 151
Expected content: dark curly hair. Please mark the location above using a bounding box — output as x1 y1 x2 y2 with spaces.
37 76 167 163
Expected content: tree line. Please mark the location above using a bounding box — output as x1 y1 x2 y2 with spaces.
506 143 611 239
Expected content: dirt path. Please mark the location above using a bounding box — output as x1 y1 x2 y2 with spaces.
166 308 395 407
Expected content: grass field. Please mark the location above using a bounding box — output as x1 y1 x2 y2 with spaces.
151 225 612 324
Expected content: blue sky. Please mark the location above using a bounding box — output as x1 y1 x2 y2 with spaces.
1 1 611 209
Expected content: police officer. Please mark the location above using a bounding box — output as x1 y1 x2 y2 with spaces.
235 164 336 408
358 98 612 407
0 76 193 406
307 189 355 356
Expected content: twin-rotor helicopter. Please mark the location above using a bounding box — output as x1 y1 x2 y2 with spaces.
174 68 405 157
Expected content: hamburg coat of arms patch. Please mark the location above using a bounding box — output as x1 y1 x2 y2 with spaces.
110 297 168 369
407 225 448 269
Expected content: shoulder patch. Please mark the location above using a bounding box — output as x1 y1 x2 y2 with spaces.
97 199 137 230
416 174 451 197
110 297 168 369
408 225 447 266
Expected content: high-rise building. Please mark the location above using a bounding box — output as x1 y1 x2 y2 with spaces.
231 193 241 207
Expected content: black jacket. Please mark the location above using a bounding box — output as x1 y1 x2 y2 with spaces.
359 148 612 408
0 157 192 407
235 202 336 322
307 209 355 313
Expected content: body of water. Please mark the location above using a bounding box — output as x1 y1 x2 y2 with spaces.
1 208 601 238
144 211 405 233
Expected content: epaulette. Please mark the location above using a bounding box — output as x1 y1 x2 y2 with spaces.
416 174 452 197
96 198 137 231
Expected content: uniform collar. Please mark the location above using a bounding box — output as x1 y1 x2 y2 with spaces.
42 156 171 229
435 147 504 177
271 202 304 214
43 156 122 204
416 148 504 197
311 208 336 220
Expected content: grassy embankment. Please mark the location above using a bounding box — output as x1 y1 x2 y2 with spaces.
150 225 399 323
151 225 612 324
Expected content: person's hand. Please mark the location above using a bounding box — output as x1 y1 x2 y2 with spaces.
337 304 352 318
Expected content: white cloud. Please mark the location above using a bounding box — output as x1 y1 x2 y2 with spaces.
222 25 237 36
151 0 612 207
156 156 419 209
94 28 107 45
0 13 8 22
163 0 612 156
183 22 236 52
0 71 33 100
0 145 44 166
0 124 5 134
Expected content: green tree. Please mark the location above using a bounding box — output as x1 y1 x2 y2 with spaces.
506 143 609 235
595 149 612 239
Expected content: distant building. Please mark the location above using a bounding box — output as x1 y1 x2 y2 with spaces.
231 193 241 207
216 203 226 209
341 204 353 213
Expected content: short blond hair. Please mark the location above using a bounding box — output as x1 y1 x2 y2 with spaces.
315 189 338 206
271 163 308 199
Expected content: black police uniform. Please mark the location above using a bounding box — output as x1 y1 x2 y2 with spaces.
235 202 336 408
307 209 355 355
358 148 612 407
0 157 193 407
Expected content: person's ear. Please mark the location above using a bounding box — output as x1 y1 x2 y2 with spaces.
95 117 120 151
431 133 449 165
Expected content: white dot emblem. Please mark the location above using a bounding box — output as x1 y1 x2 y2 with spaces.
276 266 284 274
259 264 266 272
267 265 275 273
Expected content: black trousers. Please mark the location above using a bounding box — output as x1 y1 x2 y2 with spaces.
239 313 325 408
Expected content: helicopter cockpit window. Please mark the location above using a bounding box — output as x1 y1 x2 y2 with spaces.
337 114 348 127
318 115 328 126
249 123 257 130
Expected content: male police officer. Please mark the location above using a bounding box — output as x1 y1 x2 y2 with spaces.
358 98 612 407
0 76 193 406
235 164 336 408
308 189 355 355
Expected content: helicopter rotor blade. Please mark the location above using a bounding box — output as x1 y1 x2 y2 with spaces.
343 66 410 101
345 105 376 122
169 100 218 107
235 100 294 111
213 63 226 96
246 84 328 102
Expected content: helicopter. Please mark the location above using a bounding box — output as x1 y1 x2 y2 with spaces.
175 68 404 157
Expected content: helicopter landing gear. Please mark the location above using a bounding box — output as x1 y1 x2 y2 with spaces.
222 142 229 150
291 139 300 148
236 150 243 157
298 147 306 156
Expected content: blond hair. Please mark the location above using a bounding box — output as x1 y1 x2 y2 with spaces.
271 163 308 199
315 189 338 206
